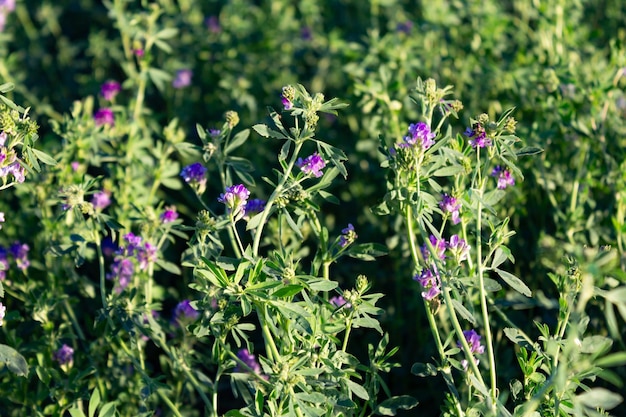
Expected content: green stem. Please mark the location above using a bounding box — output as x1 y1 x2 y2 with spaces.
157 390 184 417
252 141 304 256
258 304 280 361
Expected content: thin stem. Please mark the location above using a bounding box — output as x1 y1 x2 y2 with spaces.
157 390 184 417
252 141 304 256
474 150 498 409
258 303 280 361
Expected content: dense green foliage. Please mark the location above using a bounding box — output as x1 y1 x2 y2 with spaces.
0 1 625 416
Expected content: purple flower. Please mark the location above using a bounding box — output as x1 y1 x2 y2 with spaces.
414 267 441 301
205 15 221 33
300 26 312 41
296 153 326 178
0 162 25 183
71 161 80 172
123 232 143 255
209 129 221 138
94 108 114 126
160 206 179 223
329 295 351 309
174 299 199 321
492 166 515 189
338 223 358 248
101 236 117 258
107 257 134 292
401 122 436 151
235 348 262 374
0 0 15 12
100 81 121 101
218 184 250 219
396 21 413 34
458 329 485 370
136 242 157 271
134 48 144 57
440 194 461 225
53 344 74 365
244 199 266 218
464 124 492 148
282 96 293 110
0 211 4 229
422 235 446 262
0 246 8 280
0 302 5 326
0 131 6 146
180 163 207 187
448 234 470 262
172 69 193 89
9 242 29 272
91 190 111 210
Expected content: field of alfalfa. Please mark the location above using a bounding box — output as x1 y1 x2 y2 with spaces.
0 1 626 416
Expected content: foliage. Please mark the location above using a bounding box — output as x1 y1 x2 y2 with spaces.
0 1 625 416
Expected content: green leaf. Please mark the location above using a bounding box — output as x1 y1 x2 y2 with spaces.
148 68 172 92
411 362 438 377
345 379 369 400
31 148 57 166
491 247 511 269
347 243 388 261
307 279 338 292
224 411 247 417
99 401 118 417
482 189 506 207
451 299 476 325
576 388 623 410
252 124 287 139
516 146 544 156
155 27 179 39
503 328 534 351
156 259 182 275
432 165 464 177
225 129 250 154
0 344 28 377
89 388 100 417
495 268 532 297
272 284 304 298
374 396 418 415
596 352 626 368
68 409 86 417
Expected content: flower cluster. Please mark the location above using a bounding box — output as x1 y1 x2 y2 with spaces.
0 0 15 32
492 166 515 189
422 234 470 265
173 299 199 323
243 198 266 219
464 123 492 148
458 329 485 370
399 122 436 151
94 108 114 127
235 348 262 374
180 162 207 194
329 295 352 309
0 131 26 184
0 241 30 278
414 266 441 301
160 206 179 224
172 69 193 89
338 224 358 248
91 190 111 211
440 194 461 225
107 233 157 292
100 81 121 101
296 152 326 178
53 344 74 366
281 85 295 110
218 184 250 220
